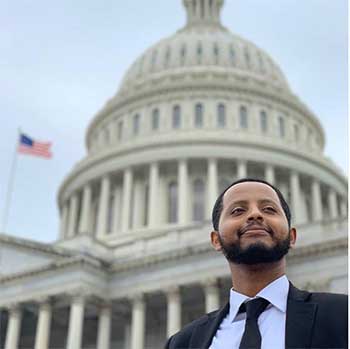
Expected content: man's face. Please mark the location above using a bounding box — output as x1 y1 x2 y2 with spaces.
211 182 296 265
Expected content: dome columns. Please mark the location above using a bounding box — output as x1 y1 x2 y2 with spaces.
178 159 189 224
122 169 133 232
79 184 92 235
183 0 223 27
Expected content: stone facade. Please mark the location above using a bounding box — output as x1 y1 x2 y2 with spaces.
0 0 347 348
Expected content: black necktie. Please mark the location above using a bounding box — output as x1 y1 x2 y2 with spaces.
238 297 270 349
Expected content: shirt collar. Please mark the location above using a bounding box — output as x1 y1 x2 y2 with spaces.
228 275 289 322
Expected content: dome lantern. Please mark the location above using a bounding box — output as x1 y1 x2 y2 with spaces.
183 0 224 27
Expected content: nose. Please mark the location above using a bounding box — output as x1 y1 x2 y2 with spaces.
247 206 263 222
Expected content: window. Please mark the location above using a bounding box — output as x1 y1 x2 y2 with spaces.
117 121 123 141
200 0 205 18
165 47 171 68
133 114 140 135
192 179 205 221
172 105 181 129
151 50 157 70
260 111 268 133
180 45 186 65
217 103 226 128
195 103 203 128
278 116 285 138
197 43 203 64
168 182 178 223
229 45 235 66
294 124 299 142
244 48 251 67
107 194 114 233
214 43 219 64
240 106 248 129
144 185 149 226
152 108 160 130
258 53 265 73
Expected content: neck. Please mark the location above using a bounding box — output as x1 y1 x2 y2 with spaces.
229 258 286 297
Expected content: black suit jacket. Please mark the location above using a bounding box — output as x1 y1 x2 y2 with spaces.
165 283 348 349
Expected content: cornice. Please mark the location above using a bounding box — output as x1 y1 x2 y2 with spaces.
0 254 108 285
109 236 348 273
0 233 73 258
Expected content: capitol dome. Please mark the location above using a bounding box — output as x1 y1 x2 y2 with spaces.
1 1 346 349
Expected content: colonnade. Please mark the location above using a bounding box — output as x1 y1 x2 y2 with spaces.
60 159 347 239
2 280 221 349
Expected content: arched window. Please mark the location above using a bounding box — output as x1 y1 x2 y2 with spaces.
294 124 299 141
229 45 235 66
240 106 248 129
133 114 140 135
107 193 114 233
219 178 231 194
152 108 160 130
168 182 178 223
197 43 203 64
165 47 171 68
217 103 226 128
192 179 205 221
278 116 285 138
151 50 157 71
260 110 268 133
180 44 186 65
214 43 219 64
117 121 123 141
172 105 181 129
195 103 204 128
244 48 251 67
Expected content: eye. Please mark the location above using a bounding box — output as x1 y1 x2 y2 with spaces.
263 206 277 213
231 207 245 215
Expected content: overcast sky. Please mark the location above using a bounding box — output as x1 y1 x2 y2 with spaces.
0 0 347 243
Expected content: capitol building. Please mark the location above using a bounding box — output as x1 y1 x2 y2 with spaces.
0 0 347 348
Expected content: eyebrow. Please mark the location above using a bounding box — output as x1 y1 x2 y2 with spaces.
226 198 280 210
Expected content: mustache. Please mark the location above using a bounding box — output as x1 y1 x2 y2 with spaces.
238 223 273 237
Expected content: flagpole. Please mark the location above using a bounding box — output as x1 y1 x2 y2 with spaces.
1 129 21 233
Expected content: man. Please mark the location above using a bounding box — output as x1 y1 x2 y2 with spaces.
165 178 347 349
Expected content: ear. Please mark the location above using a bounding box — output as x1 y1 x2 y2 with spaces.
289 227 297 247
210 231 222 252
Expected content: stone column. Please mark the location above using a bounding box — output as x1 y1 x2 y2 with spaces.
112 186 122 233
166 287 181 337
96 176 111 237
4 305 22 349
148 162 159 228
97 303 112 349
264 164 275 185
311 179 323 222
178 160 189 224
66 295 85 349
34 300 52 349
130 295 145 349
237 160 247 179
290 171 302 224
340 198 347 217
59 203 69 239
67 194 79 237
132 180 144 229
79 184 92 234
328 188 338 220
122 168 133 232
207 158 218 218
203 279 220 313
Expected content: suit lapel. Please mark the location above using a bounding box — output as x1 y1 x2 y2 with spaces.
189 303 229 349
285 283 317 349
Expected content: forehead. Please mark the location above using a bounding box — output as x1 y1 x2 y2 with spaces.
223 182 281 207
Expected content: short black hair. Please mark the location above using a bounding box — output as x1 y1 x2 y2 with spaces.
211 178 291 231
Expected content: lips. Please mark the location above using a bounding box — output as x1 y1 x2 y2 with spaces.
239 225 272 237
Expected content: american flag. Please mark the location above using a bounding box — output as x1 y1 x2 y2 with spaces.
17 133 52 159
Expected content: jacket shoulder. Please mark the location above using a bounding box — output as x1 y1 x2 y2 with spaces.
165 309 220 349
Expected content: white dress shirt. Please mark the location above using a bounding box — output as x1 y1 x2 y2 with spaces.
209 275 289 349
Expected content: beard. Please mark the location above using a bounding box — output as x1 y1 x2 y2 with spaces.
218 231 291 265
